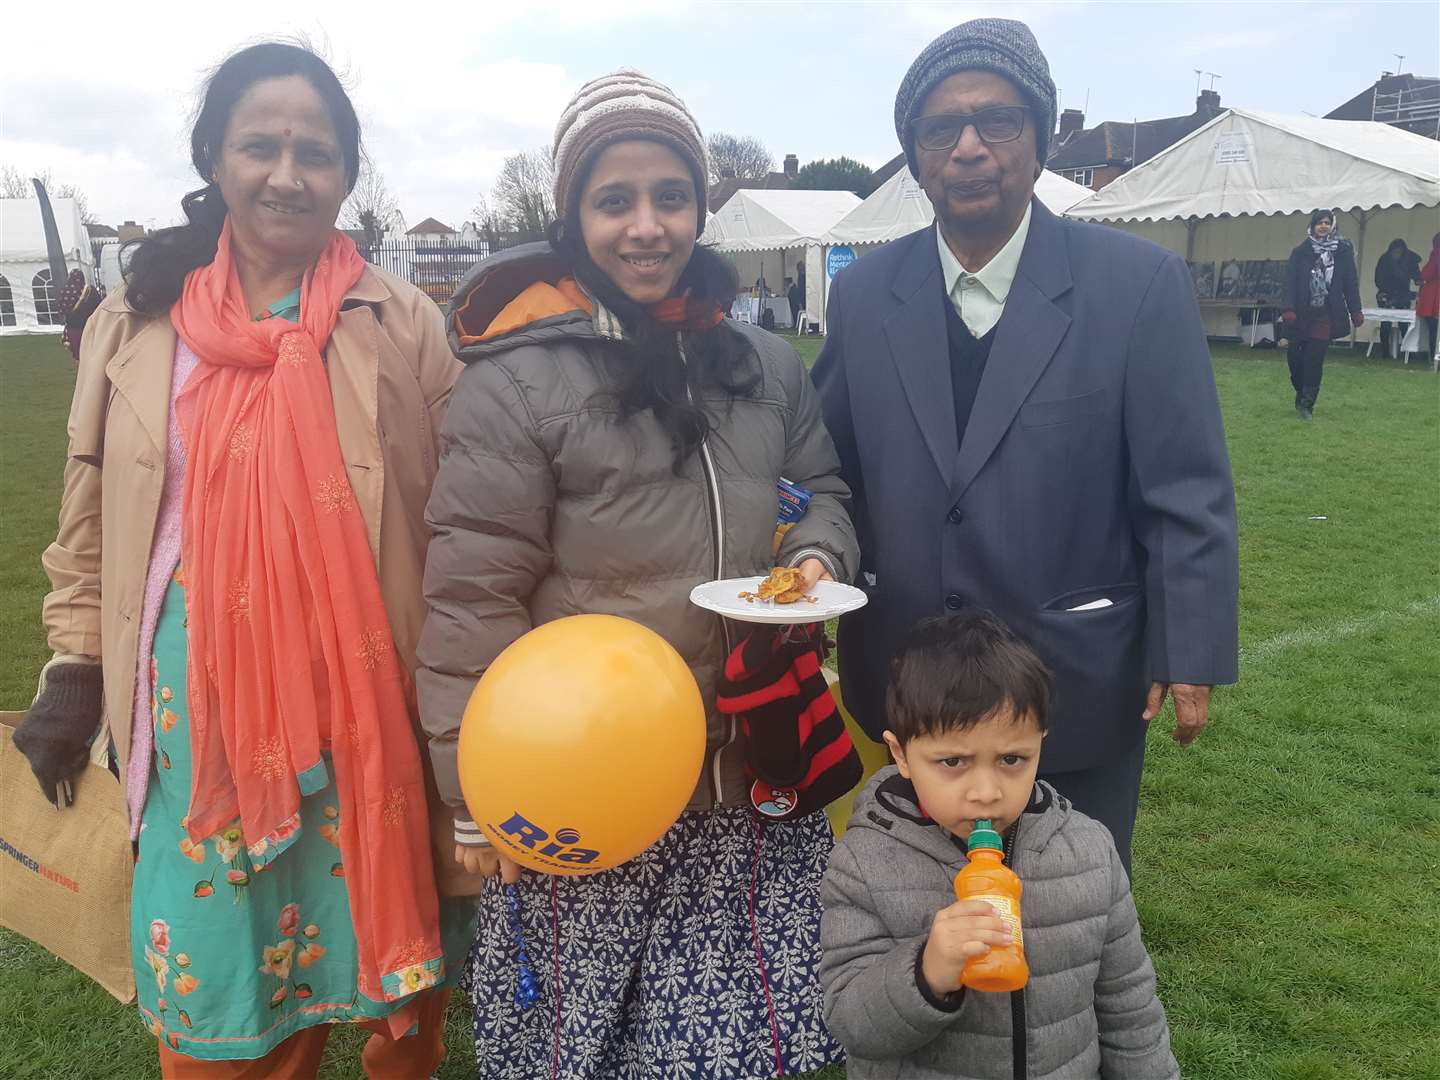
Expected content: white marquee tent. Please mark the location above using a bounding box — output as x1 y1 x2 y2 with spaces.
790 168 1092 332
1066 109 1440 344
706 188 863 251
0 197 95 335
703 189 861 322
824 167 1093 248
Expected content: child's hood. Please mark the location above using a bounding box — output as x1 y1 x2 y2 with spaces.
843 765 1072 871
446 241 613 364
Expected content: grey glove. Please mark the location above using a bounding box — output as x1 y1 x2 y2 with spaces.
12 660 103 808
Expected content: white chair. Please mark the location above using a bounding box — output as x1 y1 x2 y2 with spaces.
1373 314 1416 363
796 310 817 334
1395 316 1437 367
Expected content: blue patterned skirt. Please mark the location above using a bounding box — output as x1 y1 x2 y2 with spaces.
463 806 843 1079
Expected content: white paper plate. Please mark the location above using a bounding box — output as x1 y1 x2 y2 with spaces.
689 576 869 624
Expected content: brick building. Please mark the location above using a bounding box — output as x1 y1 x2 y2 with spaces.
1046 90 1225 190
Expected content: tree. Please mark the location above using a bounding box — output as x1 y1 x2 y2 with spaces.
792 157 877 198
51 181 94 225
469 194 507 253
492 149 555 242
0 165 95 222
340 162 402 249
706 133 774 183
0 166 30 198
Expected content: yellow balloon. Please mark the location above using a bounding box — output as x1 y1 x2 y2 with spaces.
458 615 706 875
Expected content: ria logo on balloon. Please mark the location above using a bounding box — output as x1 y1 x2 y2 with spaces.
492 813 601 865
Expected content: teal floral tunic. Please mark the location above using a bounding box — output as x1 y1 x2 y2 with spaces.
129 289 472 1059
133 571 473 1059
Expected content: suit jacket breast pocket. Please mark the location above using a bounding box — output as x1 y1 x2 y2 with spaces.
1020 388 1107 429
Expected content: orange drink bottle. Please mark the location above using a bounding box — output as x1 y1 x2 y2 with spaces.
954 819 1028 992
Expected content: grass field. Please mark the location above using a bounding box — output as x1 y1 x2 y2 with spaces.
2 331 1437 1080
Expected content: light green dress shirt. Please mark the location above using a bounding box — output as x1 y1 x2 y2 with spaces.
936 203 1033 338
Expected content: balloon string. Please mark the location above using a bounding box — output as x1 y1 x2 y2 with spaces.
505 882 540 1011
551 876 561 1080
749 814 783 1075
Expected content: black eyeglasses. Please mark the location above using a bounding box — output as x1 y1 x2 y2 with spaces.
910 107 1029 151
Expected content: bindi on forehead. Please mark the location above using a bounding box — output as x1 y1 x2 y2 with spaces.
283 128 292 137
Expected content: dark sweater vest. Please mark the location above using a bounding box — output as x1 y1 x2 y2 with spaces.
942 287 997 445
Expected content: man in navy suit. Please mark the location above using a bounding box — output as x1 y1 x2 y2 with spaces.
812 18 1239 872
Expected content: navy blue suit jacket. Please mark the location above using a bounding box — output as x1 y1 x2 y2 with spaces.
812 201 1239 771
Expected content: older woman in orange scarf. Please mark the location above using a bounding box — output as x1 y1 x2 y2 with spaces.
12 42 473 1078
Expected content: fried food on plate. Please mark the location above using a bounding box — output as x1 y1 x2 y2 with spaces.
737 566 821 605
756 566 804 599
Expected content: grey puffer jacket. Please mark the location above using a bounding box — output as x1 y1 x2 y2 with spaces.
820 768 1179 1080
417 244 857 819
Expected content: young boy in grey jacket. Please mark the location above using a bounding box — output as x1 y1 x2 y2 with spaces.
820 613 1179 1079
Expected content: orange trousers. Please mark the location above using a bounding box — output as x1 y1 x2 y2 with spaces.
156 988 449 1079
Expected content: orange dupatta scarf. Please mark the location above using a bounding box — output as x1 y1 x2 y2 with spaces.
171 221 442 1013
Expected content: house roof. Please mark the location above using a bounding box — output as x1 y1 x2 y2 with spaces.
1048 107 1219 171
406 217 455 235
85 223 119 238
871 153 908 187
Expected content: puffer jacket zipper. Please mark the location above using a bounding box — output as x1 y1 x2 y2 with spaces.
678 336 737 805
1005 817 1027 1080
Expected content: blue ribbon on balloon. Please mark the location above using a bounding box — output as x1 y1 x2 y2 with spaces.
505 883 540 1010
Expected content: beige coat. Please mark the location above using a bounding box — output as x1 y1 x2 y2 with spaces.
41 266 461 789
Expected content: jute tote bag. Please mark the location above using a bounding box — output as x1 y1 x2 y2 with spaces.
0 710 135 1002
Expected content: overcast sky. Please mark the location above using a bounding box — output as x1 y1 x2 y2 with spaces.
4 1 1437 231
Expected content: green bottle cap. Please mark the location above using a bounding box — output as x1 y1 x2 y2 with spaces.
967 819 1003 852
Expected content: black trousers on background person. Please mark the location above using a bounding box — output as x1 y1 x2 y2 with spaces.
1287 337 1329 410
1040 735 1147 877
1375 292 1413 354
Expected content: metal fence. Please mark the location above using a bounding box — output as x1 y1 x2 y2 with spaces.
358 239 513 305
86 236 522 307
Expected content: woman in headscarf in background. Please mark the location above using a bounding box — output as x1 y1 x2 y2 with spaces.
1281 209 1362 420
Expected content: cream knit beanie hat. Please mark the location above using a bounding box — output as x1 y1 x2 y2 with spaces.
552 69 709 236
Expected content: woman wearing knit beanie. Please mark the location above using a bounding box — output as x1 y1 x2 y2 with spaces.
418 69 856 1077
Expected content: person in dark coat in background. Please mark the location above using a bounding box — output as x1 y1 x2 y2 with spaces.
1281 209 1362 419
787 274 804 325
811 16 1239 874
1373 238 1422 356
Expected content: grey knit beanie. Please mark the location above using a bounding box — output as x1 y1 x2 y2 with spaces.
894 18 1056 177
552 69 709 236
